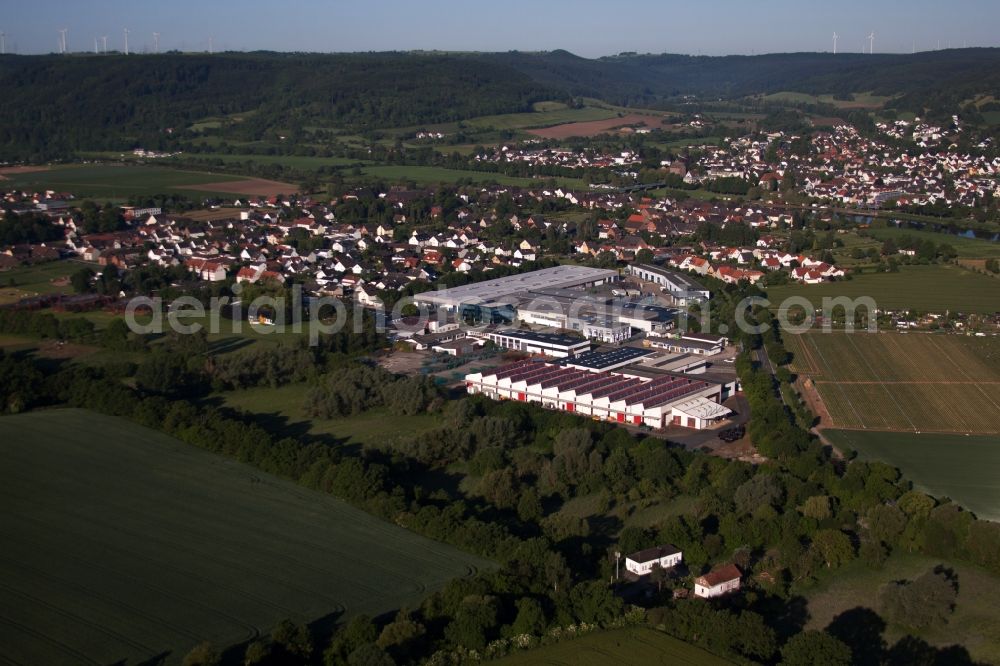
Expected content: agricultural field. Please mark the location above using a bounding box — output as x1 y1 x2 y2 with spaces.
461 104 619 131
0 164 294 199
358 165 587 189
495 627 732 666
0 260 97 304
762 91 892 109
765 264 1000 314
170 152 369 170
0 409 488 665
803 553 1000 665
824 430 1000 521
860 227 1000 258
526 113 668 139
785 332 1000 434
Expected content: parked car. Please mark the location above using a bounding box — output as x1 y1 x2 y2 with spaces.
717 425 745 442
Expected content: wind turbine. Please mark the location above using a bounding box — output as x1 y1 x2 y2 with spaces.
208 36 213 54
868 32 875 54
833 32 839 54
58 28 67 54
124 27 129 55
153 32 159 53
101 35 108 54
94 37 98 54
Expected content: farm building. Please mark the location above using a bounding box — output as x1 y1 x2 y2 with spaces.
464 359 733 429
694 564 742 598
626 545 683 576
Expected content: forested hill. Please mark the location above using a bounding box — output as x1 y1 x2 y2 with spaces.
0 52 555 160
2 48 999 160
489 48 1000 109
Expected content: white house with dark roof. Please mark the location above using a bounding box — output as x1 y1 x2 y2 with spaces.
625 544 683 576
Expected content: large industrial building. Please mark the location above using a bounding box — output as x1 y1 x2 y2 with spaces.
483 329 592 358
465 357 735 430
415 265 619 313
627 264 711 305
413 265 680 342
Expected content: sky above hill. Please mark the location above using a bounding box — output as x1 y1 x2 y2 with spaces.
4 0 999 57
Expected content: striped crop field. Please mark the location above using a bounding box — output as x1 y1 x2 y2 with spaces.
785 332 1000 434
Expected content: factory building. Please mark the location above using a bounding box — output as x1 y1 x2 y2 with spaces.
626 264 711 305
483 329 592 358
465 359 734 430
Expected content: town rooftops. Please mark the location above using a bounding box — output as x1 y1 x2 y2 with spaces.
627 544 682 564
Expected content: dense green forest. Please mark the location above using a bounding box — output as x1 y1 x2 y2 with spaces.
2 48 999 161
0 52 552 160
492 49 1000 107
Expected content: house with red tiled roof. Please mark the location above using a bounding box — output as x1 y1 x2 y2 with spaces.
694 564 741 598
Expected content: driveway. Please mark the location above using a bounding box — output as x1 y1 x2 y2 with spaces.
655 393 749 451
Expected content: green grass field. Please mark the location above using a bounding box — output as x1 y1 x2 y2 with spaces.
861 227 1000 258
0 260 97 304
495 627 731 666
359 165 587 189
0 409 488 665
766 264 1000 314
170 153 369 170
763 91 891 109
824 430 1000 521
217 383 441 448
803 553 1000 665
785 332 1000 433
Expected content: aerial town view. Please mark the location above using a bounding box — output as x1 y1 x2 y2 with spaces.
2 1 1000 664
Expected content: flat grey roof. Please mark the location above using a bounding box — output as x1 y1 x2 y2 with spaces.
631 263 709 293
415 266 619 308
488 329 589 348
557 346 654 370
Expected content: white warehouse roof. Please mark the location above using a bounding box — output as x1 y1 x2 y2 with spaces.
671 396 732 421
415 265 619 309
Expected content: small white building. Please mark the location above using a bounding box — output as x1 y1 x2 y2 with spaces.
625 545 683 576
694 564 741 598
670 396 733 429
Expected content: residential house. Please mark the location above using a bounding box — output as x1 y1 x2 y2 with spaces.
694 564 741 599
625 545 683 576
